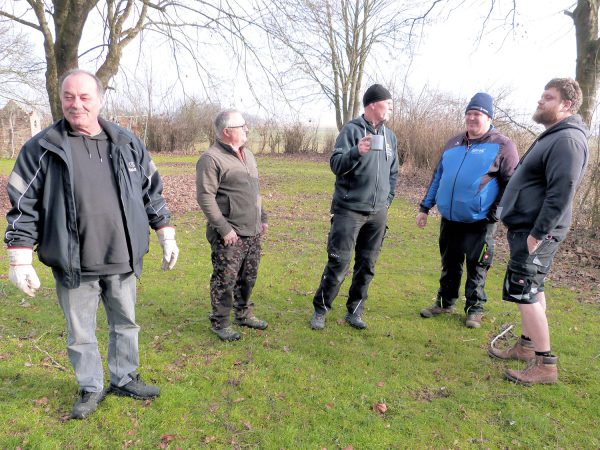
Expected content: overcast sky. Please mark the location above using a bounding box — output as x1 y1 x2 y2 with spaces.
305 1 578 127
201 1 578 128
406 1 576 119
6 1 578 128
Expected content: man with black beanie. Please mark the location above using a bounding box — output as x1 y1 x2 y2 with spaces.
310 84 399 330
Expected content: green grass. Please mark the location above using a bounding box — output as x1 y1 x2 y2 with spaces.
1 155 599 449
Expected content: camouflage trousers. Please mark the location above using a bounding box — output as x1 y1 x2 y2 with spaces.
207 228 261 329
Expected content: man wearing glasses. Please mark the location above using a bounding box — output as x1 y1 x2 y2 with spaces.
196 109 269 341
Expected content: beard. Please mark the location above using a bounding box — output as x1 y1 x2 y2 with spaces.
532 108 559 126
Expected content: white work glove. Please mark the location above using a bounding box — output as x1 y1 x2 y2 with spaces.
8 247 41 297
156 226 179 270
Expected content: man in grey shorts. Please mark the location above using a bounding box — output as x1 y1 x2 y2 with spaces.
489 78 589 385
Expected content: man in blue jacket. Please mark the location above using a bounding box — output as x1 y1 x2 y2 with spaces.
489 78 588 385
310 84 399 330
416 93 518 328
5 70 179 419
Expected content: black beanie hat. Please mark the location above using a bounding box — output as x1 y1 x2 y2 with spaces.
363 84 392 107
465 92 494 119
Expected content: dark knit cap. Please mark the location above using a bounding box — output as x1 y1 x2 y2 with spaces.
363 84 392 107
465 92 494 119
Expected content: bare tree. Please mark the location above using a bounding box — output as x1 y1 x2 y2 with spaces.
261 0 443 131
0 24 45 105
0 0 270 121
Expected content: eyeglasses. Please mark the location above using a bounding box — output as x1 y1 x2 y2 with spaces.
226 123 248 129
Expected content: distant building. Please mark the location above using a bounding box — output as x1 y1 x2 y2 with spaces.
0 101 50 157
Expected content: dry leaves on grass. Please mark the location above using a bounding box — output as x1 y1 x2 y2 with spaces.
413 386 451 402
159 434 177 449
373 402 387 416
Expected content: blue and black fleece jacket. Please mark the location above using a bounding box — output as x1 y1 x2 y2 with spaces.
419 126 519 223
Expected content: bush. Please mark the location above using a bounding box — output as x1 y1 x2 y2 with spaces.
387 90 464 171
251 118 283 153
282 122 319 154
321 131 337 154
145 98 220 153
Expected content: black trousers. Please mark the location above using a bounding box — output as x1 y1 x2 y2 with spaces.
436 218 497 314
313 207 388 315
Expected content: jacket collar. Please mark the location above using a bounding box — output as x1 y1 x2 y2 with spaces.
216 139 245 154
463 124 495 144
43 117 133 149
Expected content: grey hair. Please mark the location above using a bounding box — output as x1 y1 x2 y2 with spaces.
59 69 105 99
214 108 242 140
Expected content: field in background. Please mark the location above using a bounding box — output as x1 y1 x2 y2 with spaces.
0 155 599 448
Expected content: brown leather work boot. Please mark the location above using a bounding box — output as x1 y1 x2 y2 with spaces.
504 354 558 386
488 337 535 362
465 313 483 328
420 304 454 318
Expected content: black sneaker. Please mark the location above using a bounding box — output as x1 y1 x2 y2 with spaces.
109 373 160 400
345 312 367 329
212 326 241 341
71 390 106 419
234 316 268 330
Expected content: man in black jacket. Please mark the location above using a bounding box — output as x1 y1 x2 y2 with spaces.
488 78 589 385
5 70 179 418
310 84 399 330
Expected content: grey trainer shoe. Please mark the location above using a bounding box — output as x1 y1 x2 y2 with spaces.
234 316 268 330
71 390 106 419
310 312 325 330
109 373 160 400
420 304 454 318
345 312 367 329
212 326 241 341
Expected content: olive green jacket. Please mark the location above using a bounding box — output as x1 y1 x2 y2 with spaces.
196 141 267 237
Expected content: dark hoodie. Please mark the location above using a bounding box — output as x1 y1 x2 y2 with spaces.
329 115 399 213
499 114 589 240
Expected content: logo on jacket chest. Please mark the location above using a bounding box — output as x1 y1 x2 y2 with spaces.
127 161 137 172
386 144 392 159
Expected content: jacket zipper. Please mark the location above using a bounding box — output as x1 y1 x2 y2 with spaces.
373 147 380 208
449 144 470 220
40 138 77 279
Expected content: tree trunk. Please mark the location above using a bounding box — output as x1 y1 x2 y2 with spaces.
567 0 600 236
570 0 600 126
49 1 98 119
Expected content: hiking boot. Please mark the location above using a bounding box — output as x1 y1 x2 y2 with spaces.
488 337 535 362
345 312 367 330
212 326 241 341
465 313 483 328
310 312 325 330
71 390 106 419
109 373 160 400
420 304 454 318
504 354 558 386
234 316 268 330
